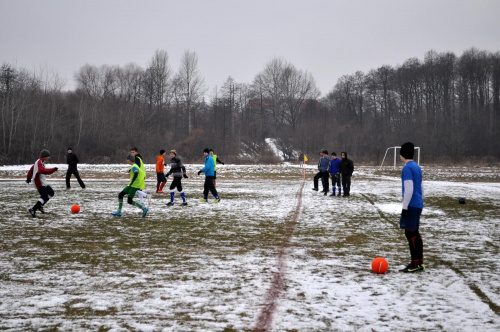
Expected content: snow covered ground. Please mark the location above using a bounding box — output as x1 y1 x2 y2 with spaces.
0 164 499 331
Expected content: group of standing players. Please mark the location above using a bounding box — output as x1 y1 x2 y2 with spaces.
312 150 354 197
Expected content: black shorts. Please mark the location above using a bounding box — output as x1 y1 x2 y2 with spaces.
170 177 182 191
157 173 167 182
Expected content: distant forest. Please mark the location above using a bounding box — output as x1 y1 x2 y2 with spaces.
1 47 499 165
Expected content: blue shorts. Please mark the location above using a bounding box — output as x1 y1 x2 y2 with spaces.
399 206 422 230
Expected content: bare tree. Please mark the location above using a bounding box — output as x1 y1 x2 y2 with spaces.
142 50 173 124
177 50 205 135
254 57 285 129
281 64 320 130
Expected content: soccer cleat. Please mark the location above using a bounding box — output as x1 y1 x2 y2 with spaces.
200 198 208 202
157 190 165 194
29 208 36 217
330 193 336 196
181 202 188 206
312 188 319 191
142 207 149 217
323 192 327 196
212 198 220 203
166 202 174 206
111 211 122 217
399 263 425 273
39 207 45 214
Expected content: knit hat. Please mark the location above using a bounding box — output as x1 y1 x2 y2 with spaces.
400 142 414 159
203 148 210 153
40 149 50 158
170 149 177 156
127 154 135 162
67 147 72 151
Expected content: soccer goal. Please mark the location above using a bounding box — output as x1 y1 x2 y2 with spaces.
380 146 420 169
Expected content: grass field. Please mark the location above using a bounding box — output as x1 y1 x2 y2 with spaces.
0 164 499 331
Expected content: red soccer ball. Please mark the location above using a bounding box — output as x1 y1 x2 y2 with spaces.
71 204 80 214
371 257 389 274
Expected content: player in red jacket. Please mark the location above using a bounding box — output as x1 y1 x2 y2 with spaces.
26 149 58 217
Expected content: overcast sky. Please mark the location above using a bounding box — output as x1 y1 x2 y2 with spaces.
1 0 499 97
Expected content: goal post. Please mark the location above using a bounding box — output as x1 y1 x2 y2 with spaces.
380 146 420 170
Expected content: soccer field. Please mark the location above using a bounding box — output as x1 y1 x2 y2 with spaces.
0 164 499 331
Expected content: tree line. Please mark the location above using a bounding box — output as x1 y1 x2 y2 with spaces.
1 47 499 165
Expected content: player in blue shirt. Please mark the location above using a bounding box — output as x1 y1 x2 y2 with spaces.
328 152 341 196
399 142 425 273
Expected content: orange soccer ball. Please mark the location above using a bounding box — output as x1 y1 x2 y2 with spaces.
71 204 80 214
371 257 389 274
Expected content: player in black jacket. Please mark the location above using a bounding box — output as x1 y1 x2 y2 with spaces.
339 152 354 197
66 147 86 189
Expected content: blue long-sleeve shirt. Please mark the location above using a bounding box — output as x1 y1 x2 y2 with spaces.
329 158 340 174
200 155 215 176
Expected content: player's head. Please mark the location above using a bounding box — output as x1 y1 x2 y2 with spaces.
160 149 166 155
126 154 135 164
331 152 337 158
400 142 414 160
40 149 51 160
131 147 139 156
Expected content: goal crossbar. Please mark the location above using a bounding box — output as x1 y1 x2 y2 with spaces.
380 146 420 170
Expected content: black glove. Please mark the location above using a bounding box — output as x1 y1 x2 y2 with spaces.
198 170 202 175
401 209 409 218
183 174 188 179
165 173 169 178
26 179 31 184
54 167 58 171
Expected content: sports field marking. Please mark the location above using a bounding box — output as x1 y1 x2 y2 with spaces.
253 181 305 330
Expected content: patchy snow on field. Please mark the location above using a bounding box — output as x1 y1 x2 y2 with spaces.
0 164 499 331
